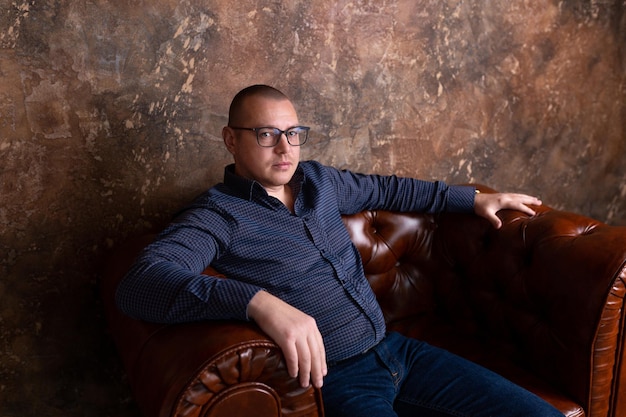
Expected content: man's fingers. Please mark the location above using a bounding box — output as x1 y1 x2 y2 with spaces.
281 340 300 379
488 213 503 229
503 194 541 217
515 202 537 216
296 330 328 388
308 332 327 388
296 338 312 387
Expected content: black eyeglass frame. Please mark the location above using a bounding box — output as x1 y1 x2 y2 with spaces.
230 126 310 147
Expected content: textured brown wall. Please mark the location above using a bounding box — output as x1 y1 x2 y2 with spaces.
1 1 624 415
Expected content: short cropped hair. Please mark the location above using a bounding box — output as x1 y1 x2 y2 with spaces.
228 85 289 126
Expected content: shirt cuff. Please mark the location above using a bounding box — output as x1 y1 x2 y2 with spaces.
446 185 476 213
205 278 265 321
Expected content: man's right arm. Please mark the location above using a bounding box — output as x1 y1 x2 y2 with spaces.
115 204 328 388
115 210 263 323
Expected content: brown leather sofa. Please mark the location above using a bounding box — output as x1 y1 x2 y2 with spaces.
101 186 626 417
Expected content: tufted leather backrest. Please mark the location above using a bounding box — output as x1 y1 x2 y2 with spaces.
341 210 443 327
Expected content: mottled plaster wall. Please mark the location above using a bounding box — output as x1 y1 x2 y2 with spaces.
0 1 624 415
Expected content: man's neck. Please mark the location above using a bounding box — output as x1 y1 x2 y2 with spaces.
266 184 294 213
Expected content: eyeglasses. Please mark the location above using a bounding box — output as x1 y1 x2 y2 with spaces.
230 126 310 147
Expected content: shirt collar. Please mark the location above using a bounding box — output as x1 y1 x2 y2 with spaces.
223 163 305 202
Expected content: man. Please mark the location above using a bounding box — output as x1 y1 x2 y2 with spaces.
116 85 564 416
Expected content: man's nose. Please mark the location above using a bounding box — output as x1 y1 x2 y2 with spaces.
274 133 291 152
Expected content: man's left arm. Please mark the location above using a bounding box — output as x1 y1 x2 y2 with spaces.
322 164 541 223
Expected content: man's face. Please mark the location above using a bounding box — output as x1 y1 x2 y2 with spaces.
223 96 301 193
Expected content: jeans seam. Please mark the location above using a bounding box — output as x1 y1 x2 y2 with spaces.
373 340 404 391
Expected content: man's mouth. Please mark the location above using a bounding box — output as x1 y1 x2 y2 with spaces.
273 161 292 169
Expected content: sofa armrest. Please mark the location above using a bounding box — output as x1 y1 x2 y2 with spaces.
437 194 626 417
101 237 324 417
132 321 324 417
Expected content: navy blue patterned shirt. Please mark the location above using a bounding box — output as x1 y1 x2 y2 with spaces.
116 160 476 362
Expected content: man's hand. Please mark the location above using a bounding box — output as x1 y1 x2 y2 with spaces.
474 192 542 229
247 290 327 388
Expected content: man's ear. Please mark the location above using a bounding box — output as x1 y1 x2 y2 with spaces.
222 126 236 155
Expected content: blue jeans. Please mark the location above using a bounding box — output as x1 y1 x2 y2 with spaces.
322 332 564 417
